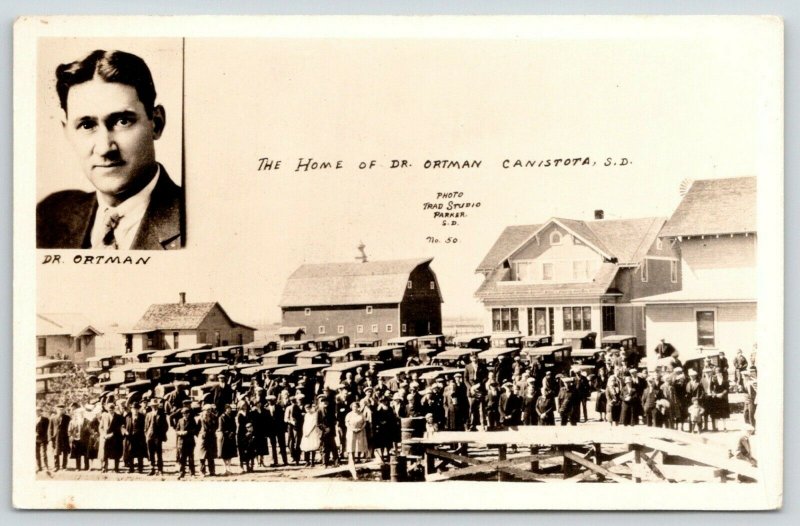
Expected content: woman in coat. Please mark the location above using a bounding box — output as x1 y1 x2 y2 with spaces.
300 403 322 467
370 397 396 461
709 367 730 431
521 383 538 426
235 401 250 474
197 404 218 476
535 387 555 426
605 376 622 425
619 377 638 426
217 404 238 475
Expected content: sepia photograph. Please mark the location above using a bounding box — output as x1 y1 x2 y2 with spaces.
13 16 783 510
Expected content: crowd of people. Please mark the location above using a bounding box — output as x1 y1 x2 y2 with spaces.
35 345 757 478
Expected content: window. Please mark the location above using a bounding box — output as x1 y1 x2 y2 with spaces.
696 310 715 347
37 338 46 357
366 306 373 315
318 326 326 334
371 324 379 333
407 280 413 289
542 262 554 281
602 306 616 332
173 332 179 349
304 308 311 316
337 325 344 334
563 306 592 331
550 231 562 245
572 260 589 280
147 334 155 349
401 323 407 333
641 307 647 330
534 308 547 336
237 333 243 345
641 259 649 282
214 331 221 346
357 325 364 334
514 261 531 281
656 238 663 251
198 331 207 344
670 260 678 283
386 324 393 333
430 281 435 290
491 308 519 332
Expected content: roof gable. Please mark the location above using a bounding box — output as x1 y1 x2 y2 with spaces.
660 176 756 237
37 313 103 337
280 257 439 307
478 216 666 272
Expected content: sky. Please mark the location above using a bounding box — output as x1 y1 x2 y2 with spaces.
35 25 770 331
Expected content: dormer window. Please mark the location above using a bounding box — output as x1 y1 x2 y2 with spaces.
656 238 663 251
550 231 562 245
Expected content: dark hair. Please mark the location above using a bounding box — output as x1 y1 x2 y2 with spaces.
56 49 157 118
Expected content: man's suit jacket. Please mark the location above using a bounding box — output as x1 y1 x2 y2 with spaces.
36 165 184 250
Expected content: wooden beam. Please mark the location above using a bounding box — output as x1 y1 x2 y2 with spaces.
564 451 629 483
642 437 758 480
498 445 508 482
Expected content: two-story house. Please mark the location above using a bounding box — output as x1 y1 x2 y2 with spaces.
279 258 443 341
475 213 681 347
635 176 757 360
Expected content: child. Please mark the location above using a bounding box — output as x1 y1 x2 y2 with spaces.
688 396 705 434
241 422 257 473
424 413 439 437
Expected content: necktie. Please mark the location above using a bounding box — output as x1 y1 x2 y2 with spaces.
103 211 121 249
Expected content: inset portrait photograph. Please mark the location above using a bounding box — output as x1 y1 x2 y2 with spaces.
36 39 184 250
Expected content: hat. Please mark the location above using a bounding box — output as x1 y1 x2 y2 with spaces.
393 392 404 401
294 393 305 400
266 395 277 402
502 382 513 389
454 373 463 378
131 402 141 409
181 407 191 414
203 404 214 411
149 398 160 406
364 386 374 392
688 369 698 376
182 399 192 406
317 394 328 402
84 403 95 411
526 378 535 384
673 367 684 373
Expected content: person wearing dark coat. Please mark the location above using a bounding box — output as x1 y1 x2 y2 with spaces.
641 377 662 427
68 403 90 471
535 388 556 426
248 401 268 467
684 369 706 431
521 383 538 426
709 367 730 430
484 383 501 429
499 383 522 427
468 385 486 430
217 405 238 475
123 402 147 473
450 374 470 431
197 404 218 476
557 379 578 426
50 404 71 471
36 408 50 472
175 407 198 478
144 399 168 475
619 377 639 426
464 353 488 391
235 401 251 473
212 375 235 415
317 396 339 467
101 404 125 472
284 395 305 465
265 396 288 466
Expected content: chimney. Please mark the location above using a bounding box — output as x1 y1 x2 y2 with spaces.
594 209 604 220
179 292 186 305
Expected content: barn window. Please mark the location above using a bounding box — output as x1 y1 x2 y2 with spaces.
386 324 393 333
237 333 243 345
198 331 207 344
304 308 311 316
696 310 715 347
371 324 378 333
318 326 326 334
357 325 364 334
401 324 407 334
407 280 413 289
366 306 373 314
430 281 435 290
337 325 344 334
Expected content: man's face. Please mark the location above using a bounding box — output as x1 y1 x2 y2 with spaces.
62 79 164 204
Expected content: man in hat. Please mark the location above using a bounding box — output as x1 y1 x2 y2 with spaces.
50 404 71 471
197 403 218 476
733 349 749 391
36 406 51 472
248 399 268 468
144 398 168 475
468 384 485 431
123 401 147 473
101 402 125 472
464 352 487 391
557 378 578 426
264 395 288 466
285 393 305 464
175 407 198 479
212 374 234 416
499 382 522 428
619 377 638 426
317 394 339 467
484 381 501 430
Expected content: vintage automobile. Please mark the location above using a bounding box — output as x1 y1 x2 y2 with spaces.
315 335 351 353
656 348 722 377
521 344 573 376
148 343 212 365
127 350 157 363
242 341 278 361
453 334 492 351
261 349 303 366
201 363 252 383
377 365 442 390
417 335 447 358
85 356 116 384
295 350 331 366
174 347 221 365
562 331 598 350
601 334 641 366
353 338 383 348
521 335 553 348
153 380 191 400
570 348 606 368
270 363 329 389
94 364 137 395
419 367 464 387
36 372 69 398
239 363 293 386
431 347 474 367
489 332 523 350
169 363 221 386
279 339 319 353
361 345 410 368
214 345 247 364
386 336 420 357
329 347 363 364
322 360 373 390
191 382 217 404
35 358 74 376
478 346 521 364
